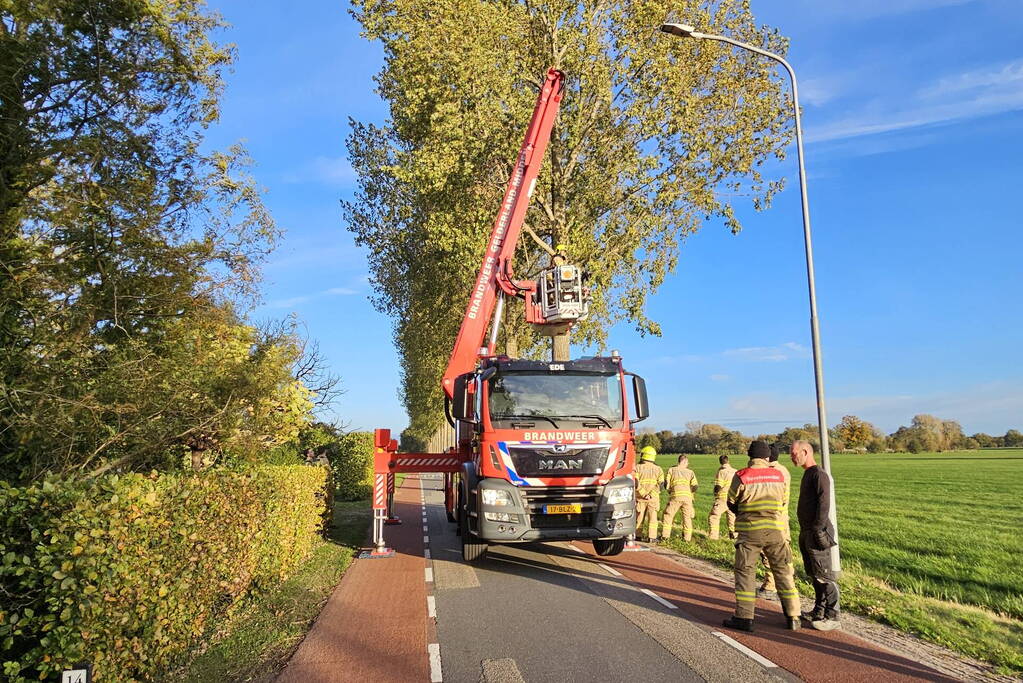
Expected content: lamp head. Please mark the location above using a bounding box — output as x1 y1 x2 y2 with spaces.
660 23 699 38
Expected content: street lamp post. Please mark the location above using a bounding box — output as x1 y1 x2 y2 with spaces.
660 23 839 569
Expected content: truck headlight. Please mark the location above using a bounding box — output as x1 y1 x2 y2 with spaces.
606 486 634 505
481 488 514 507
484 512 520 523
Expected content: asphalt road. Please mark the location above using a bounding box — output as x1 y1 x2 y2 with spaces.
422 476 782 683
281 475 958 683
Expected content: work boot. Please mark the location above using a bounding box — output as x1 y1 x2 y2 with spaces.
801 610 824 622
786 617 801 630
812 618 841 631
721 616 754 632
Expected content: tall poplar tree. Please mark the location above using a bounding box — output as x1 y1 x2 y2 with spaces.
345 0 793 442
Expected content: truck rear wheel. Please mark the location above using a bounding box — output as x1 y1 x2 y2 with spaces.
593 538 626 556
458 487 488 562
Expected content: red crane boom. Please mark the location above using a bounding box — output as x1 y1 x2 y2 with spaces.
441 68 565 399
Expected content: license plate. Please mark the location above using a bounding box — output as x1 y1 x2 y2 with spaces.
543 504 582 514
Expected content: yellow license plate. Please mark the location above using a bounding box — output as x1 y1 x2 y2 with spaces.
543 504 582 514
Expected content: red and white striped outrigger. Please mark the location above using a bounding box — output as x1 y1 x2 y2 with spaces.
368 429 466 557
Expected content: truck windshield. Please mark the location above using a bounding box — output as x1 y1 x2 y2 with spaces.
488 372 623 424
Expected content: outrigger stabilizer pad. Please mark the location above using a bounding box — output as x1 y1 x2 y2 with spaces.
384 515 402 526
623 535 650 552
359 547 396 559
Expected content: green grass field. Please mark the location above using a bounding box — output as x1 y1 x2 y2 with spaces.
653 449 1023 673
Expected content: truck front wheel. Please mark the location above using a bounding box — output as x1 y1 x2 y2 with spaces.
459 487 488 562
593 538 626 556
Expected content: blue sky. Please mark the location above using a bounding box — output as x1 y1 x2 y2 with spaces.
204 0 1022 436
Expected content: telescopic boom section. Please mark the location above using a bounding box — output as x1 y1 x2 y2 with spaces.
441 68 565 399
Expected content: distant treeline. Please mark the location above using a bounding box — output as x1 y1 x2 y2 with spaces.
638 415 1023 455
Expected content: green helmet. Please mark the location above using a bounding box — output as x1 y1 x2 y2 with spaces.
640 446 657 462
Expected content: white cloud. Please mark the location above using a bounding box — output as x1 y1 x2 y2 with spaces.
266 295 311 309
808 58 1023 144
654 342 810 365
718 381 1023 435
651 353 705 365
797 0 977 21
723 342 809 363
264 285 360 309
800 78 838 107
920 58 1023 98
282 156 356 186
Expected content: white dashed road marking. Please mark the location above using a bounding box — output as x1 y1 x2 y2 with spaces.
428 643 443 682
640 588 678 610
425 567 434 583
427 595 437 619
711 631 778 669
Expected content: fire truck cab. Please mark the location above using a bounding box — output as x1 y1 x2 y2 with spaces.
450 355 648 560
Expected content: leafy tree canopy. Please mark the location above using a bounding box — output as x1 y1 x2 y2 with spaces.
0 1 338 481
345 0 792 441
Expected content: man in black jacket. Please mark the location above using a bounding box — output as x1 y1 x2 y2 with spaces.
791 439 841 631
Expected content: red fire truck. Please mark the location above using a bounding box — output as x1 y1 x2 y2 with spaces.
372 68 649 562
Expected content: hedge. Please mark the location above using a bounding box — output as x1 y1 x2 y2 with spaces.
0 465 326 681
331 432 375 500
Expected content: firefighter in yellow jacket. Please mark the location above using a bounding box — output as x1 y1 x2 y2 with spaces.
708 455 737 540
634 446 665 542
722 440 801 632
759 442 791 594
661 455 698 541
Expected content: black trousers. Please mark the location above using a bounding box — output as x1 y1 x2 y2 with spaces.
798 530 841 618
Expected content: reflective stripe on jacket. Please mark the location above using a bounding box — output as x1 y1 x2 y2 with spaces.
635 461 665 499
714 465 736 500
768 460 792 509
728 458 787 533
666 465 697 499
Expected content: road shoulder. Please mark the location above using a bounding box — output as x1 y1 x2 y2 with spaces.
645 544 1015 683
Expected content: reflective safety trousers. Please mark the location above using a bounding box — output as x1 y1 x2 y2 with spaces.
733 528 800 619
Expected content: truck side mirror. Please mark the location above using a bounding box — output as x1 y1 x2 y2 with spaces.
452 374 475 422
631 375 649 422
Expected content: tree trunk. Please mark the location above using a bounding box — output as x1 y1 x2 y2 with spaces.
552 331 570 362
506 335 518 358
